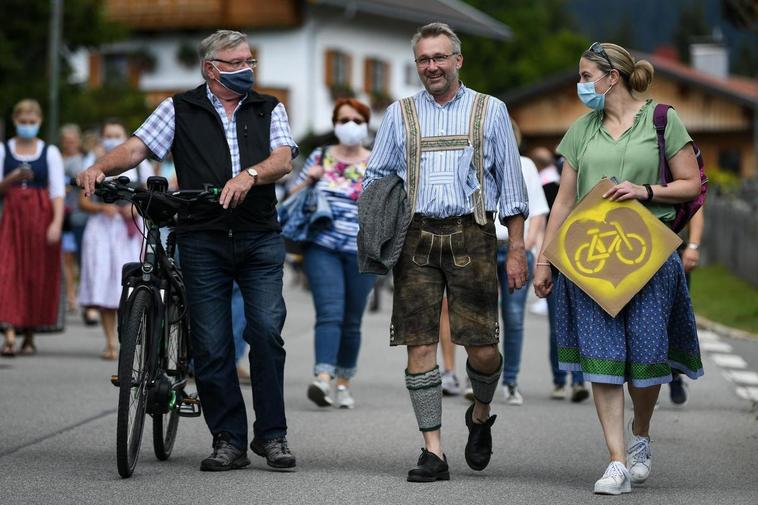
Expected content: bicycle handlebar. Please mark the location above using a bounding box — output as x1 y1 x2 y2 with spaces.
94 176 221 205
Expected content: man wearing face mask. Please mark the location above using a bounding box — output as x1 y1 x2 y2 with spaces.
77 30 299 472
288 99 376 410
363 23 529 482
78 119 153 362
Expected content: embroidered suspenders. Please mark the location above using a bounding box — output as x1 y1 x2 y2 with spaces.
400 93 490 225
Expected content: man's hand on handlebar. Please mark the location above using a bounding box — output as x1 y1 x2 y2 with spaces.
77 166 106 197
220 172 254 209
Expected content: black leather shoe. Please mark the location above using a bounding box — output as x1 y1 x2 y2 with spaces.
251 437 297 470
464 404 496 471
407 448 450 482
200 435 250 471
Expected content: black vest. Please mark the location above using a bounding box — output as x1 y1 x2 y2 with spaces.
172 84 281 233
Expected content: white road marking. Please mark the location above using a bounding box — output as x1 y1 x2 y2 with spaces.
698 330 720 342
700 341 733 353
711 354 748 369
723 370 758 386
735 387 758 402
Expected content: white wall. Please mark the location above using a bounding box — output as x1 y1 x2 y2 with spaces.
81 7 427 141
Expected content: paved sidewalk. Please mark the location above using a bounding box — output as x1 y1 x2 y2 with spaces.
1 274 757 505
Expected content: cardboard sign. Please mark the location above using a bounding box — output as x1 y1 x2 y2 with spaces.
543 178 682 317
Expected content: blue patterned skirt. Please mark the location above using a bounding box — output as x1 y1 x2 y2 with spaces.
554 252 704 387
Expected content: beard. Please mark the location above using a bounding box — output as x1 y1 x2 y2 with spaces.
422 68 458 96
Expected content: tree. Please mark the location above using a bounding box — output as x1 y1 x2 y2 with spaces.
459 0 589 96
0 0 149 140
673 0 712 63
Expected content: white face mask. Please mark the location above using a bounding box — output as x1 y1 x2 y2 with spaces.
102 138 124 153
334 121 368 146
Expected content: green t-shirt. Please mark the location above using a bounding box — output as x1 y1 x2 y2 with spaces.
557 99 692 222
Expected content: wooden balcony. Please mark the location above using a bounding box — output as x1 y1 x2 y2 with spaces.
104 0 302 31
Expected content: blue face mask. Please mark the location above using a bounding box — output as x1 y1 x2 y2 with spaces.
16 123 40 139
212 64 255 96
576 74 613 111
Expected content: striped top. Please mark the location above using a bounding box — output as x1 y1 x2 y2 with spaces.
364 84 528 220
296 146 368 253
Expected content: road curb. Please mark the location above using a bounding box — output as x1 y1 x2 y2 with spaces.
696 314 758 342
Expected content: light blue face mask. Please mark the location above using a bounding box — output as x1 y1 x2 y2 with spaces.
576 74 613 111
16 123 40 139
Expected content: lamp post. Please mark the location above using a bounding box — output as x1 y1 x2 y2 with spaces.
47 0 63 143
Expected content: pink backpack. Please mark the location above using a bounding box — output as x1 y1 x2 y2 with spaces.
653 104 708 233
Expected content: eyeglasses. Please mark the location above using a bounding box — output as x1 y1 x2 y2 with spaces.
336 118 365 125
210 58 257 69
588 42 614 71
414 53 459 68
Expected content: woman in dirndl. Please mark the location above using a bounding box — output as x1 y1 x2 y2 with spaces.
533 43 704 495
0 99 66 357
78 119 152 360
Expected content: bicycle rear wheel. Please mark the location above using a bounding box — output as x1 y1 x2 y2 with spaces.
116 289 153 478
153 299 187 460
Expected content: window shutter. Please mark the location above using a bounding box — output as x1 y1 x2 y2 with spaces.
364 58 373 94
325 49 335 87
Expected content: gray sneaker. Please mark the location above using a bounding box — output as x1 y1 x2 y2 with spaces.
307 379 333 407
335 385 355 409
441 370 461 396
200 436 250 471
251 437 297 470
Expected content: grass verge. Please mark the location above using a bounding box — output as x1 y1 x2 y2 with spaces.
691 264 758 335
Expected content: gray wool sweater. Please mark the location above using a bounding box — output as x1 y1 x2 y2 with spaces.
357 174 411 275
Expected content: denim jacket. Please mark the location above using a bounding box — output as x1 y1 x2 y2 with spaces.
278 186 333 242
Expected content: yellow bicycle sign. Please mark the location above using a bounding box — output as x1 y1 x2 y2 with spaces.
574 221 647 274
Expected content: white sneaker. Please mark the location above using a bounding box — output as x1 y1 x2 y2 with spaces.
503 384 524 405
593 461 632 495
441 370 461 396
550 384 567 400
307 378 333 407
626 419 652 483
529 298 548 316
335 385 354 409
464 378 474 402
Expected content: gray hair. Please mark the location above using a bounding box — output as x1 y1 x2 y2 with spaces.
411 22 462 56
198 30 249 79
59 123 81 138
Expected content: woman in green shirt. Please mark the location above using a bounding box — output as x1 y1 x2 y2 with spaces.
533 43 704 496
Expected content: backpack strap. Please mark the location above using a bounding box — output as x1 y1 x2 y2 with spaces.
653 103 672 187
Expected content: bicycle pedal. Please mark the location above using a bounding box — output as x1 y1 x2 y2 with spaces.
110 375 119 387
178 393 202 417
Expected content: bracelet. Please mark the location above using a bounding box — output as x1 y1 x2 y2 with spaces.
643 184 654 202
535 262 551 267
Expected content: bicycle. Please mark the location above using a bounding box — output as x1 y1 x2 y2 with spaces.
96 175 220 478
573 220 647 274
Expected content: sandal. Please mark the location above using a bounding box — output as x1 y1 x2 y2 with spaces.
1 342 16 357
19 342 37 356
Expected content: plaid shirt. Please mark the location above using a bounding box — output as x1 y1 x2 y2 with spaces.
134 85 298 176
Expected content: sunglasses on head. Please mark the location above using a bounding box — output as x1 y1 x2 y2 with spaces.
336 118 365 125
588 42 614 71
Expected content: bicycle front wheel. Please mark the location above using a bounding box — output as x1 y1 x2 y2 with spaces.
116 289 153 478
153 299 187 460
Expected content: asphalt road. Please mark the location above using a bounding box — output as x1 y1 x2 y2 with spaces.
1 273 757 505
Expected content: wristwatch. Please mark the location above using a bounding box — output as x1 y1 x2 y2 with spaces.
245 167 258 185
687 242 700 250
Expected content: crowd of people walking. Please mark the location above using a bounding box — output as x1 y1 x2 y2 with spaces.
2 22 707 496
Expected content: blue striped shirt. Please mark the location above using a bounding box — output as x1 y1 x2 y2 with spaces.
134 85 298 175
364 85 528 220
295 147 367 253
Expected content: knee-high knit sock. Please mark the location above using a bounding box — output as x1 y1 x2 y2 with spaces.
405 366 442 432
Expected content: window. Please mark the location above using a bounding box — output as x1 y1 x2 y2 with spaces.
404 63 418 86
103 53 129 85
364 57 389 95
325 49 352 88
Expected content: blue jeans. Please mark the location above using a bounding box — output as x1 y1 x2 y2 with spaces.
547 289 584 386
497 244 533 386
231 282 247 364
302 243 375 379
177 230 287 450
